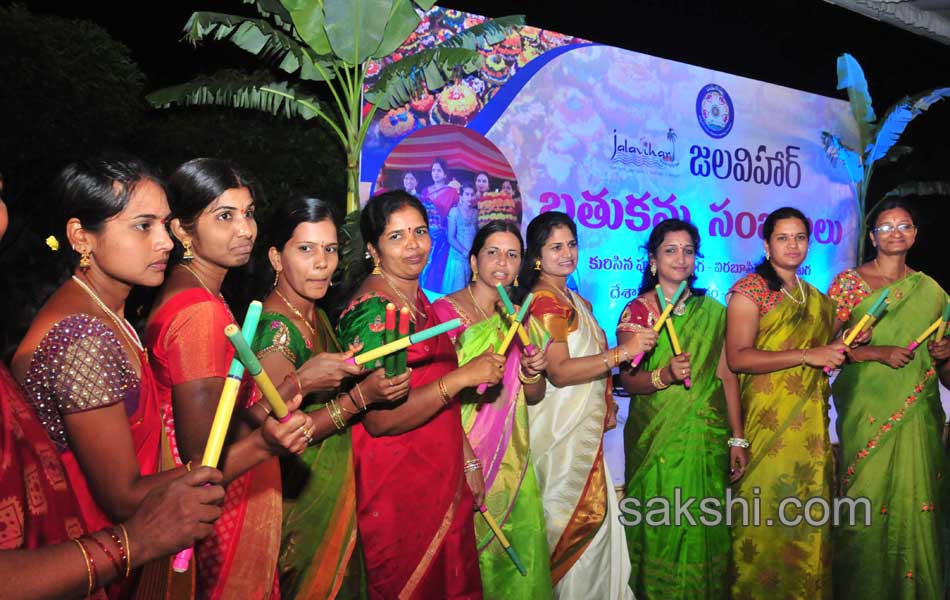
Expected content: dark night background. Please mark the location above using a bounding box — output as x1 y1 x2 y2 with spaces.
2 0 948 294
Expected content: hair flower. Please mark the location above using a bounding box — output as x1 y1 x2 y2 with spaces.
45 235 60 251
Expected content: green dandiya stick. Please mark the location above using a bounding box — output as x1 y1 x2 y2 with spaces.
348 318 462 365
477 293 534 394
827 289 892 374
496 283 534 350
937 300 950 340
630 281 686 368
384 303 397 377
225 324 290 420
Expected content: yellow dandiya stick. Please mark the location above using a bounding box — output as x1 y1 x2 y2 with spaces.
630 281 687 368
655 285 689 389
348 318 462 366
824 290 890 374
908 317 943 351
495 283 533 349
477 293 534 394
173 300 262 573
478 504 527 576
225 324 290 420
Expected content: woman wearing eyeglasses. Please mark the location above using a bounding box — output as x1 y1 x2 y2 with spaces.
828 199 950 598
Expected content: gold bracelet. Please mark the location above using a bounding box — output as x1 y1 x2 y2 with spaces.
337 392 359 416
613 346 621 367
118 524 131 578
463 458 482 473
73 538 95 597
353 382 368 411
651 368 670 390
437 377 451 406
326 399 346 430
518 369 542 384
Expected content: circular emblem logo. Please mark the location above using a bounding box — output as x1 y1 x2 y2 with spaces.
696 84 734 139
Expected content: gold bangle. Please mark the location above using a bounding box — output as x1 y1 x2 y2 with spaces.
353 382 368 411
338 392 359 416
651 368 670 390
289 370 303 396
327 399 346 430
437 377 451 406
801 348 808 367
518 369 542 384
73 538 95 597
602 354 611 372
118 524 131 577
613 346 621 367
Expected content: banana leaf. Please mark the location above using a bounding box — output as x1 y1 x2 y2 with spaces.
836 53 876 149
364 47 482 109
865 88 950 164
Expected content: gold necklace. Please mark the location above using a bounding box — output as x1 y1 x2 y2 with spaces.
781 275 805 305
71 276 145 367
273 288 317 338
377 270 423 323
466 285 493 322
180 263 218 297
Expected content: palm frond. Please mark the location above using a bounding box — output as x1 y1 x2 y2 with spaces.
242 0 294 30
146 71 322 121
184 12 333 81
365 47 482 109
438 15 526 50
820 131 862 184
866 88 950 164
836 53 876 148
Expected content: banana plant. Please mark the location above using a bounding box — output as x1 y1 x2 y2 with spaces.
822 53 950 259
147 0 523 217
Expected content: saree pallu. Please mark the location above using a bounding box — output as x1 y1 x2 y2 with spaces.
430 301 553 600
338 291 481 599
146 289 281 600
528 290 633 600
251 311 363 600
620 295 730 599
832 272 949 599
730 280 835 600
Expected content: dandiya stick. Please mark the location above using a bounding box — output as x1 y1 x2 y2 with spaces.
655 285 690 389
824 289 891 374
479 504 527 576
937 300 950 340
495 283 533 350
395 307 410 375
173 300 262 573
630 281 687 368
384 303 397 377
225 324 290 420
477 293 534 394
908 317 943 351
348 319 462 365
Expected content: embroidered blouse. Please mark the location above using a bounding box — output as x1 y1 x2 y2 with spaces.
827 268 872 322
728 273 784 316
21 314 140 451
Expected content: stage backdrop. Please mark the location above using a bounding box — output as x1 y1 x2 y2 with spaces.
361 7 862 454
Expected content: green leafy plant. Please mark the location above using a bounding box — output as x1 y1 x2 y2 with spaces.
822 53 950 259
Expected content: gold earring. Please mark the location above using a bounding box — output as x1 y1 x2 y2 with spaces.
372 256 382 276
182 240 194 261
650 263 657 276
79 250 91 272
534 259 541 271
471 269 478 282
273 270 280 288
513 276 519 287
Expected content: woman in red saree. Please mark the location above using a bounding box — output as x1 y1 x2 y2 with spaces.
12 157 308 599
336 190 506 599
146 159 363 599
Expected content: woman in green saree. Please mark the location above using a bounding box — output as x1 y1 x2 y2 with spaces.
617 219 747 599
725 207 848 600
249 196 411 599
431 220 554 599
828 199 950 599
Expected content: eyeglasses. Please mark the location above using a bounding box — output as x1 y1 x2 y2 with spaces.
873 223 915 234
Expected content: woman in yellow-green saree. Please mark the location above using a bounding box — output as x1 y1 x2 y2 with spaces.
828 199 950 599
432 220 554 600
725 207 848 600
